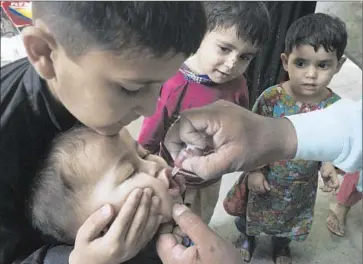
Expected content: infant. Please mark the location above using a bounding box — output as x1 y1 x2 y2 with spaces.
29 126 183 244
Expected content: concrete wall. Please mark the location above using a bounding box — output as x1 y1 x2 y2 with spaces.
316 1 363 68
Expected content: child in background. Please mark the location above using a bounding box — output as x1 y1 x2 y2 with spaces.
326 171 362 237
29 126 184 258
138 1 271 224
234 13 347 264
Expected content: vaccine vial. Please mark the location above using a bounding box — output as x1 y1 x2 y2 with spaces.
171 144 202 177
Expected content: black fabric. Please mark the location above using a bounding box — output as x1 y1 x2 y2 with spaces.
0 58 77 263
245 1 317 107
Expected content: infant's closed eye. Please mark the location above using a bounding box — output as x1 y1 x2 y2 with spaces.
114 162 135 184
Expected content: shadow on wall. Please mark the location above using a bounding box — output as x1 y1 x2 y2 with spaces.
316 1 363 69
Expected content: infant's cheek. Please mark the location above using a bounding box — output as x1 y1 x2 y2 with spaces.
123 175 175 222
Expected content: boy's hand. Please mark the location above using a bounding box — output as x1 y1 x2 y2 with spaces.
247 170 270 194
69 188 162 264
320 162 339 192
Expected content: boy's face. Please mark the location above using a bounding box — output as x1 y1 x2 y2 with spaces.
79 128 183 224
281 45 346 97
195 26 259 84
22 24 185 136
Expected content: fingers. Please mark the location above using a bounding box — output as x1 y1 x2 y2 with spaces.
178 115 209 150
320 185 334 192
106 188 143 242
328 178 340 189
123 188 154 243
156 233 188 263
133 195 163 245
330 180 340 189
251 186 267 194
164 114 210 160
171 204 221 246
76 204 114 243
248 172 270 194
182 145 236 179
263 179 271 191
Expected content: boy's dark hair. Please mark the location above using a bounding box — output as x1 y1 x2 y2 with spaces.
30 126 98 244
203 1 271 47
284 13 347 60
32 2 207 57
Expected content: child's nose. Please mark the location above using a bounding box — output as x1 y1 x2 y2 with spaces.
139 159 160 178
224 56 237 69
155 168 171 189
305 66 317 79
134 85 160 117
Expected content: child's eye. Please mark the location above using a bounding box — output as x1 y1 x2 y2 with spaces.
219 46 230 53
240 55 253 61
120 86 141 96
318 63 329 69
295 60 305 67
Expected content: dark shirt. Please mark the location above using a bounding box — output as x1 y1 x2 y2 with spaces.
0 58 77 264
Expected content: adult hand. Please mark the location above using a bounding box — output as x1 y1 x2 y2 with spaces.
69 188 162 264
156 204 243 264
164 100 297 180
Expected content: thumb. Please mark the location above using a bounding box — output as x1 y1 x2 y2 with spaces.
182 146 236 180
263 179 271 191
172 204 220 245
75 204 114 243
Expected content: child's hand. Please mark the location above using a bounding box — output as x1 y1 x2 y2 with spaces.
247 170 270 194
320 162 340 192
69 188 162 264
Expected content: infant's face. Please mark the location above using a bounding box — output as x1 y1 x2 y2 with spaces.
81 128 183 223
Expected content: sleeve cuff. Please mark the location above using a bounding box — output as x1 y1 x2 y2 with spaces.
286 99 362 173
286 104 344 162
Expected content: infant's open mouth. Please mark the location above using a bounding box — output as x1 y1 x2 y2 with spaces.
165 168 185 200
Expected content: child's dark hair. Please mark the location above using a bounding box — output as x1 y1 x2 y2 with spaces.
284 13 347 60
203 2 271 47
29 126 98 244
32 2 207 57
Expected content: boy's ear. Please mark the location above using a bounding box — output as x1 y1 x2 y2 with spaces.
335 56 347 74
280 53 289 72
21 24 58 80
